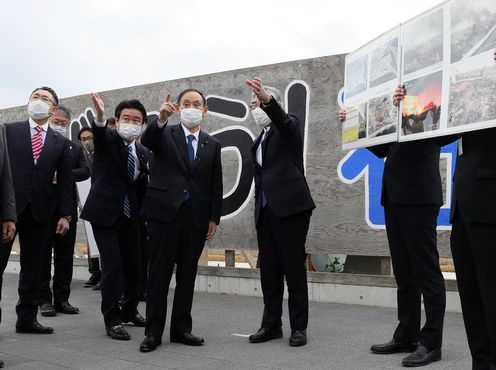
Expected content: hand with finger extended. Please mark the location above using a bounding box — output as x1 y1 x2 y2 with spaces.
158 93 178 123
245 77 272 105
91 92 105 122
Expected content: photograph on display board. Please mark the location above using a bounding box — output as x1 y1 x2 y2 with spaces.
451 0 496 64
403 8 444 75
342 26 400 150
368 93 398 138
344 55 368 99
342 104 367 145
448 61 496 128
370 37 399 88
401 71 443 136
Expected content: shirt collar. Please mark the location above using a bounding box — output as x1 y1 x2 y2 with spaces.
29 117 49 132
181 123 200 141
125 140 136 152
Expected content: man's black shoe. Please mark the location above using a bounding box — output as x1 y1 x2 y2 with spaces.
402 346 441 367
0 359 4 368
106 325 130 340
170 332 204 346
249 327 283 343
16 321 54 334
55 301 79 314
84 274 100 287
370 339 418 354
39 303 56 317
92 282 101 291
289 330 307 347
140 336 162 352
122 313 146 327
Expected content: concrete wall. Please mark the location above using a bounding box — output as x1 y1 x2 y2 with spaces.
0 54 453 257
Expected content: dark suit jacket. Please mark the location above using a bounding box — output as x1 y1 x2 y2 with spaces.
81 122 150 227
451 128 496 224
0 124 16 223
369 135 457 206
141 118 223 232
61 141 90 220
5 121 73 222
250 99 316 224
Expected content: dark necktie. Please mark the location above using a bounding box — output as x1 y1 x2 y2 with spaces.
123 145 135 218
187 134 195 168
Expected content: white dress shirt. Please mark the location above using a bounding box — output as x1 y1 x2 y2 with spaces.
29 118 48 145
256 127 271 166
181 123 199 157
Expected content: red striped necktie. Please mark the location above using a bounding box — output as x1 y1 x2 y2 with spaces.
32 125 43 162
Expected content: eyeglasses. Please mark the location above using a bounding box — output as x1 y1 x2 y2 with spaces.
30 93 56 106
80 137 93 142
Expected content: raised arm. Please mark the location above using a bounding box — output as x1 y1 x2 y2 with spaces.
141 93 178 153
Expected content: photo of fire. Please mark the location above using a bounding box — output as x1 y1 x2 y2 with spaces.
401 71 443 135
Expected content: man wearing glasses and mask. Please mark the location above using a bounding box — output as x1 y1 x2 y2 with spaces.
0 87 73 334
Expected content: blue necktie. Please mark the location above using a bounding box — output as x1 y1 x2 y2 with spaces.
123 145 135 218
187 134 195 168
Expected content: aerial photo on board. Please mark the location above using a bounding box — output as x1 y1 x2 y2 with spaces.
370 37 399 88
451 0 496 63
448 63 496 127
403 8 444 75
367 94 397 137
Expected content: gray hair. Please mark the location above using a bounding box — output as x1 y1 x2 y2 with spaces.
252 85 284 108
264 86 283 107
57 105 72 120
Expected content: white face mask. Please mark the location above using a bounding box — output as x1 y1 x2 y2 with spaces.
28 100 51 120
49 123 68 137
180 108 203 128
117 122 142 142
252 107 271 128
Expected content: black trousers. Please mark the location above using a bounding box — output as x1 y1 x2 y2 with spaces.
88 256 101 278
0 242 12 324
256 206 311 331
139 219 149 296
0 204 50 323
39 216 77 305
384 201 446 351
145 201 205 338
451 210 496 370
91 213 141 328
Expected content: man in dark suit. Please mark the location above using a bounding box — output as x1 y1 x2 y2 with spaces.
77 127 102 289
0 87 73 334
81 94 149 340
340 87 457 367
0 122 16 369
139 89 223 352
449 50 496 370
39 105 90 317
245 77 315 347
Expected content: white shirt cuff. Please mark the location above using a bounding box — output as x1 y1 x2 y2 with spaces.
157 119 168 128
94 118 107 127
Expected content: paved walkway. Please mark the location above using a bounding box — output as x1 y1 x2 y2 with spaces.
0 273 471 369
